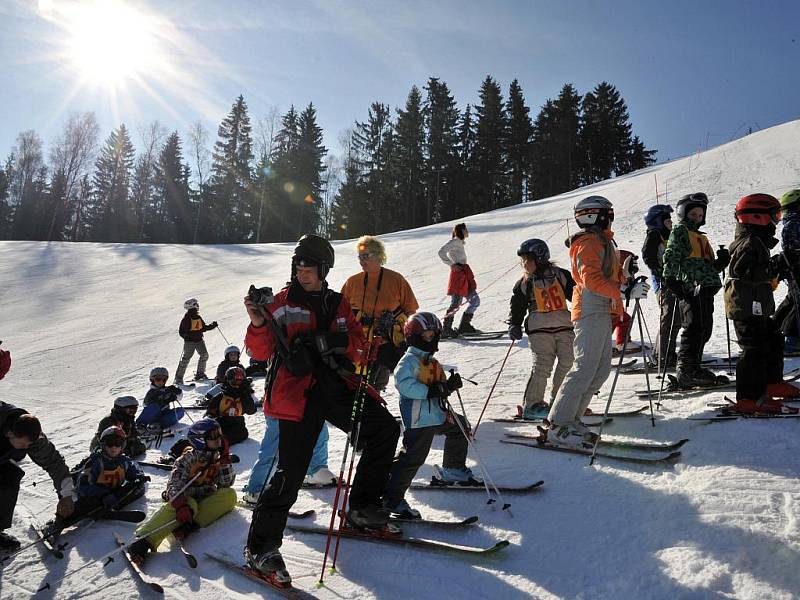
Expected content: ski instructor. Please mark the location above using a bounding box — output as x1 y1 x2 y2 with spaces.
243 234 400 585
1 402 75 552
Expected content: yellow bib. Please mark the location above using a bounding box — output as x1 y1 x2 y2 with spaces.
533 282 568 313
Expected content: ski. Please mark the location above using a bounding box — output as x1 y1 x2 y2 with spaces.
137 460 173 471
584 406 649 418
235 504 317 521
175 382 196 389
442 331 507 341
689 413 800 422
29 523 65 559
635 377 734 397
410 479 544 493
492 415 611 426
503 433 689 452
285 523 510 556
113 532 164 594
204 552 318 599
98 509 147 523
389 515 479 528
500 439 681 464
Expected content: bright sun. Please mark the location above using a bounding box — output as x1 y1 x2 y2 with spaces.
61 0 159 88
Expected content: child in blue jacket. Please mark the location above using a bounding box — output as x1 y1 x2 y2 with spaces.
382 312 479 519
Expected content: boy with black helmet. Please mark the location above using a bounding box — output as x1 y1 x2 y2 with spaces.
90 395 146 457
215 345 245 383
507 238 575 419
44 426 149 536
127 418 236 565
382 311 476 519
724 194 800 413
662 192 730 388
203 366 257 444
175 298 218 385
242 233 399 585
774 189 800 353
543 196 648 448
642 203 681 368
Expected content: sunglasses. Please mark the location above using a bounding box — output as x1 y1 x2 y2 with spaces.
358 253 373 261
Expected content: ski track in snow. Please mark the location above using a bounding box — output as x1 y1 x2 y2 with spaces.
3 121 800 598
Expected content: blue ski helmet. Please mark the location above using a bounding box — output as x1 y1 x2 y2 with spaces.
644 204 673 231
517 238 550 264
187 418 222 450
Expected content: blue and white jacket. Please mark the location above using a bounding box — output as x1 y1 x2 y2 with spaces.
394 345 448 430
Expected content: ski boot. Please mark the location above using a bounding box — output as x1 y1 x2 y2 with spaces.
346 505 391 530
542 423 593 449
766 381 800 398
127 538 153 567
441 315 458 339
383 498 421 520
432 465 483 487
457 312 481 335
193 372 209 382
675 365 718 389
303 467 337 487
520 402 549 420
244 546 292 586
241 489 260 507
731 397 798 415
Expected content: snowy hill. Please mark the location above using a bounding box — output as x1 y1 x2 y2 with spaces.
2 119 800 599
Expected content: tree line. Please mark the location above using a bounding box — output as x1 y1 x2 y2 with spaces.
0 78 655 244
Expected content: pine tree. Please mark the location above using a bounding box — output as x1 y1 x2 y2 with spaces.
268 106 300 241
149 132 193 243
423 78 460 222
88 124 136 241
295 103 327 237
453 104 476 218
209 95 254 243
394 85 426 229
472 76 507 212
9 131 46 239
505 79 533 204
353 102 396 234
330 129 369 239
626 135 657 173
531 84 582 199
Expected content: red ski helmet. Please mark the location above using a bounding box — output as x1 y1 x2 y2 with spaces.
225 366 246 387
734 194 781 226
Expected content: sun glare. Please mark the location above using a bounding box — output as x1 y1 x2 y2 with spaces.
63 0 159 88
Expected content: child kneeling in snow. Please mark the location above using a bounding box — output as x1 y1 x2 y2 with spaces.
136 367 185 433
382 312 479 519
203 366 257 445
45 426 148 535
127 418 236 565
90 395 147 457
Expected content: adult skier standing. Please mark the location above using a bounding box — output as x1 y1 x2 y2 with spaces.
439 223 482 337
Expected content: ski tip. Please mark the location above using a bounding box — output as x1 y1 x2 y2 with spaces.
462 516 480 525
187 554 198 569
149 582 165 594
492 540 512 551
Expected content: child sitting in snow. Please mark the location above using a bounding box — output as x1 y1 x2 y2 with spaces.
90 395 147 457
136 367 185 433
203 366 257 445
215 345 246 383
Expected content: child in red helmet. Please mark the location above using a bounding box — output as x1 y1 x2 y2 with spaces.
723 193 799 414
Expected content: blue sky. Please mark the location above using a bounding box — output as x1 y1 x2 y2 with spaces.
1 0 798 168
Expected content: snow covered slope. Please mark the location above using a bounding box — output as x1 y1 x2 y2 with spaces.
2 119 800 599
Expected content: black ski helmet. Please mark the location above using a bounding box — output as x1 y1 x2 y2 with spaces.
517 238 550 265
644 204 673 231
293 234 335 280
676 192 709 226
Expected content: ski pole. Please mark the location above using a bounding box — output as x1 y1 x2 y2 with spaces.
589 313 634 466
633 301 656 427
719 245 733 375
172 393 195 424
35 518 178 594
656 289 681 409
472 339 516 436
449 369 472 430
216 325 230 345
448 392 511 513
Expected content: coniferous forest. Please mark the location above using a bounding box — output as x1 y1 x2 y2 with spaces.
0 78 655 243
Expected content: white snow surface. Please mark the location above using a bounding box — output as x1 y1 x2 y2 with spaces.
3 120 800 599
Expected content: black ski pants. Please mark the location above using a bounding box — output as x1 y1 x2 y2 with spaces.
775 295 799 338
733 318 785 400
0 462 25 530
677 288 717 369
382 415 469 507
656 288 681 361
247 379 400 553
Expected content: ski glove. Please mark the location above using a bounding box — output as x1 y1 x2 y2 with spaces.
508 324 523 341
713 248 730 271
446 372 463 392
218 436 232 466
427 382 451 400
171 495 194 524
625 279 650 301
207 321 219 330
769 252 792 281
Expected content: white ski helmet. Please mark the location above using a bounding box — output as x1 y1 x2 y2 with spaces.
224 345 241 360
149 366 169 380
184 298 199 310
574 196 614 229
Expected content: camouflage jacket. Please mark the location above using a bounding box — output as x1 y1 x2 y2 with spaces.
662 221 722 292
163 446 235 502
